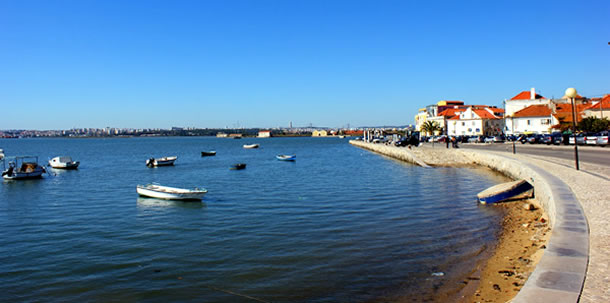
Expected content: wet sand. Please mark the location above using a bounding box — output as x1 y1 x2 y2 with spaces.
457 198 551 302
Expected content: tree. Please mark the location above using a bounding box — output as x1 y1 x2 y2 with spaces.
420 121 441 136
421 121 442 146
578 117 610 133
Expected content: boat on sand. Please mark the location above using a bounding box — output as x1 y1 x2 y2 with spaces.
477 179 534 204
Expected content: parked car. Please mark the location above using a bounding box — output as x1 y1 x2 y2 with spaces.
568 133 585 145
527 134 544 144
517 135 529 144
541 134 553 145
493 135 505 143
550 133 563 145
585 133 598 145
467 136 479 143
596 131 608 147
483 136 495 143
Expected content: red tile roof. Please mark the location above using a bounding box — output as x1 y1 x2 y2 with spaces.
555 103 589 113
474 109 500 119
512 105 552 118
583 94 610 111
510 91 545 100
553 112 583 123
438 108 464 117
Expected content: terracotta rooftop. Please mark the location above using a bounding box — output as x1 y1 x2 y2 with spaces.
583 94 610 111
438 108 464 117
510 91 545 100
512 105 552 118
555 103 590 113
474 109 500 119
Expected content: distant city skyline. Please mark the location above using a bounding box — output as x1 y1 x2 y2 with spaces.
1 0 609 130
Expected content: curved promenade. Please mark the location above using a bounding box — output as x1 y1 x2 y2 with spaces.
349 140 607 302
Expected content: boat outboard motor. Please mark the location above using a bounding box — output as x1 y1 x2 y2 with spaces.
146 158 154 167
2 166 14 177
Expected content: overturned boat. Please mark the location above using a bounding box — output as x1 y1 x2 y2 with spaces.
49 156 80 169
146 156 177 167
136 184 207 201
477 179 534 204
2 156 46 180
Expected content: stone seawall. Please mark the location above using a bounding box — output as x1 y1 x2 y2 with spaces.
349 140 589 303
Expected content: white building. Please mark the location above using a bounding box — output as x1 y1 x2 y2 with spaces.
447 107 504 136
508 105 555 134
505 88 551 134
258 130 271 138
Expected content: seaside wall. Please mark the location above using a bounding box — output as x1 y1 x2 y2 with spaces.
349 140 589 302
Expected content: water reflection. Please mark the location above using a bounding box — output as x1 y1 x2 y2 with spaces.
136 197 205 210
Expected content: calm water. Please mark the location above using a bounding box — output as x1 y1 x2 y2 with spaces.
0 137 509 302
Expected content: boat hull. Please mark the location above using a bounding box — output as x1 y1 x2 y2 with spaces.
201 151 216 157
230 163 246 170
276 155 296 161
49 162 80 169
136 185 207 201
477 180 534 204
243 144 259 149
2 170 44 180
146 156 177 167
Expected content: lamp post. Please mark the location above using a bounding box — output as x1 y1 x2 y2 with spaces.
565 87 580 170
445 118 449 149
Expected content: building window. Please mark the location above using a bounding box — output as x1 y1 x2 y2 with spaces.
472 121 475 126
462 122 465 126
527 120 531 125
541 119 551 125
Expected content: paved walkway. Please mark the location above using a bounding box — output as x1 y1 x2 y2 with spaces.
471 149 610 302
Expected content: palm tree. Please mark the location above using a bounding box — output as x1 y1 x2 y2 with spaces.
420 121 442 147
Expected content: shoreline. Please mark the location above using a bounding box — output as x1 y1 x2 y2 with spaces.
350 141 552 302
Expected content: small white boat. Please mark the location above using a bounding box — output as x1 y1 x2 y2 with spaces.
276 154 296 161
243 144 260 149
136 184 207 201
146 156 177 167
0 149 4 160
49 156 80 169
2 156 46 180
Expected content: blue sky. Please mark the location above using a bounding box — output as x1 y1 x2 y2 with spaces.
1 0 609 129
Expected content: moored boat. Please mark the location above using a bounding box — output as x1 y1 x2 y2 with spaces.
0 149 4 160
2 156 46 180
230 163 246 170
201 151 217 157
477 179 534 204
136 184 207 201
146 156 177 167
276 154 296 161
49 156 80 169
243 144 259 149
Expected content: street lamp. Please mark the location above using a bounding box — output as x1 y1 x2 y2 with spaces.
565 87 580 170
